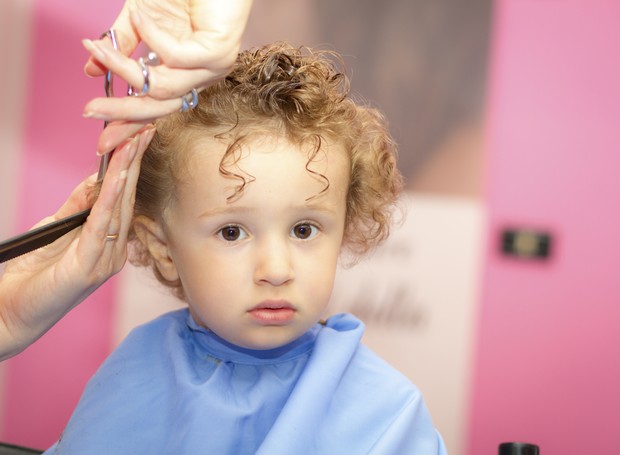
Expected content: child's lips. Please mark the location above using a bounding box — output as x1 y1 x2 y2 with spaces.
248 300 296 324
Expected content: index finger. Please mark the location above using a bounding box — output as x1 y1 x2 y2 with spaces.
84 5 141 77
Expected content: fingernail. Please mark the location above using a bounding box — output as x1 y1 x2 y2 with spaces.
137 133 147 155
138 127 155 154
84 110 107 121
128 136 139 161
97 140 115 156
116 176 124 194
82 39 106 61
83 63 95 78
116 154 131 194
96 146 112 157
145 126 156 143
128 4 142 25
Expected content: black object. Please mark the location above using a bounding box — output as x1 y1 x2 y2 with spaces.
0 209 91 263
501 228 552 260
499 442 540 455
0 442 43 455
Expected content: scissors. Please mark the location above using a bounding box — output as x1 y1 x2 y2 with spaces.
0 30 121 263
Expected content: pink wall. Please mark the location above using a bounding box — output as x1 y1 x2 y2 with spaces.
0 0 123 449
469 0 620 453
5 1 620 452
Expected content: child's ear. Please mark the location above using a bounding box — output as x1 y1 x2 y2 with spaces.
133 215 179 283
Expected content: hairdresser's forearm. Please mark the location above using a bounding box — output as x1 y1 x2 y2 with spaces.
0 275 97 361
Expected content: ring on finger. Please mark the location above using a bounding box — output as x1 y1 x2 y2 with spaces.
145 51 160 66
127 57 149 96
105 233 120 241
180 89 199 112
128 52 160 97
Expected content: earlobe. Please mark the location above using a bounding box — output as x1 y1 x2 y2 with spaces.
133 215 179 283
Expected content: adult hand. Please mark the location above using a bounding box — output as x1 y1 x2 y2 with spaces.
0 127 154 361
81 0 253 154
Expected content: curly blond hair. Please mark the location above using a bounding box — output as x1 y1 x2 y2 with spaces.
131 42 403 296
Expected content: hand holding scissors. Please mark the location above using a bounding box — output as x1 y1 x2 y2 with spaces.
0 29 152 360
81 0 253 155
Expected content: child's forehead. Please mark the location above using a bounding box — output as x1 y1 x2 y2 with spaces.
182 130 346 163
179 128 350 176
173 131 350 200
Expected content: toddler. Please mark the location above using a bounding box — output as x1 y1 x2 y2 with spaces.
46 42 447 454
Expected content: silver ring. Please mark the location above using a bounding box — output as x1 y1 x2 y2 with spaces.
180 89 199 112
128 52 160 97
145 51 160 65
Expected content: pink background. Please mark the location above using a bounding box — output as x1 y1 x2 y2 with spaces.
469 0 620 453
0 0 124 448
1 0 620 453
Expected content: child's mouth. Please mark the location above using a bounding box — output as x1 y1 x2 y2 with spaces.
248 301 296 324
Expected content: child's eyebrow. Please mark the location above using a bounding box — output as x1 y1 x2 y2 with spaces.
199 206 257 218
199 203 339 219
303 203 339 216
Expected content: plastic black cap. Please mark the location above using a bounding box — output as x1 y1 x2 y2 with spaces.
499 442 540 455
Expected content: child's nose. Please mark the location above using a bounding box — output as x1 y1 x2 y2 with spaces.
254 237 294 286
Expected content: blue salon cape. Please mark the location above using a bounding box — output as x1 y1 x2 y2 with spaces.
46 310 446 454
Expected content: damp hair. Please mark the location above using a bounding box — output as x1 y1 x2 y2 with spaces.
130 42 403 298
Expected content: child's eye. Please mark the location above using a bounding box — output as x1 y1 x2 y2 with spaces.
217 225 248 242
291 222 319 240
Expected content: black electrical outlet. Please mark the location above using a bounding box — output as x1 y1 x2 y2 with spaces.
501 228 552 260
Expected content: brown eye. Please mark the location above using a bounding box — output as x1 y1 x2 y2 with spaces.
292 223 318 240
218 225 246 242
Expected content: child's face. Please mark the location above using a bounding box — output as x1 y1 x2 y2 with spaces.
156 134 349 349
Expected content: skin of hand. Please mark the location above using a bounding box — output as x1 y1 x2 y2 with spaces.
0 127 155 361
81 0 253 155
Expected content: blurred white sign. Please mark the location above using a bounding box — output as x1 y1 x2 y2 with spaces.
330 192 484 455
